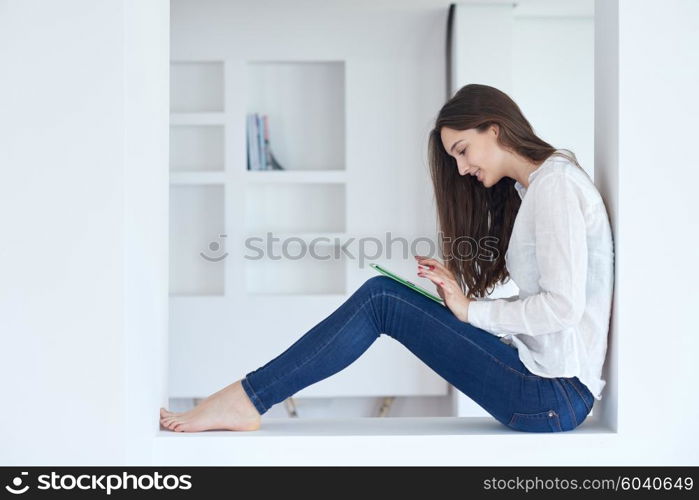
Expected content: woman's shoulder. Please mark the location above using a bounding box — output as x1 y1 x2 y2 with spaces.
545 150 583 174
535 151 588 184
535 153 606 213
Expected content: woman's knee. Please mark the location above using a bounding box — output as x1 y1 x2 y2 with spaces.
360 274 403 295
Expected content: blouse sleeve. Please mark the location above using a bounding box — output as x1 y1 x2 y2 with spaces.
466 173 588 337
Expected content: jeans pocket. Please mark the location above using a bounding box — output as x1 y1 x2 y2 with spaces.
507 409 562 432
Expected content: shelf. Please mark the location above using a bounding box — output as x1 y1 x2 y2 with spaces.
170 112 226 125
168 292 225 298
245 170 346 184
153 415 614 465
246 61 345 171
243 231 347 243
170 172 225 185
168 56 358 397
169 125 224 172
170 61 224 113
245 183 346 233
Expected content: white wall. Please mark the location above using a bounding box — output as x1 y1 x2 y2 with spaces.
603 0 699 453
512 16 594 173
0 0 169 464
452 1 594 171
123 0 171 465
593 0 619 435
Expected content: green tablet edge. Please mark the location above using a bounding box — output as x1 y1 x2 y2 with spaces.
369 263 445 304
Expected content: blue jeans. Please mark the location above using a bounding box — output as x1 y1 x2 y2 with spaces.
241 275 595 432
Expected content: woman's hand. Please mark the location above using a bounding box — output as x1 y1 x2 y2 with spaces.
414 255 472 323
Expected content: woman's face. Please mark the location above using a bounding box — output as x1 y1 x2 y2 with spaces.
440 125 506 188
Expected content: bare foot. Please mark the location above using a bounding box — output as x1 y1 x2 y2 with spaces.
159 379 261 432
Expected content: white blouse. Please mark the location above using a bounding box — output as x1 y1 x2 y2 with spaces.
466 151 614 400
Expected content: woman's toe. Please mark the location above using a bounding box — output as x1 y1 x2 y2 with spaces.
161 408 183 417
173 420 189 432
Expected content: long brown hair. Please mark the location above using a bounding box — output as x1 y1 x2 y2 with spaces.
427 83 581 299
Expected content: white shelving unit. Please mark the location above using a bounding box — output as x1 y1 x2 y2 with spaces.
168 56 447 402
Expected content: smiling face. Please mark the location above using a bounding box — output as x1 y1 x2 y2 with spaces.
440 124 508 187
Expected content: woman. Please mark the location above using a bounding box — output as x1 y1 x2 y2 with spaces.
160 83 614 433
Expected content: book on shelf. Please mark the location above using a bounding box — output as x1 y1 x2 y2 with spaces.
246 112 285 171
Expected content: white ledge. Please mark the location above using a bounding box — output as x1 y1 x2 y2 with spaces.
156 415 613 437
152 416 617 465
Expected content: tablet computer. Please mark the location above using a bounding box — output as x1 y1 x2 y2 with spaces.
369 263 445 304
